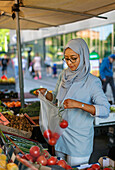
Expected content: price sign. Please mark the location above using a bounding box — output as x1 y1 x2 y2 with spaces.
0 112 9 125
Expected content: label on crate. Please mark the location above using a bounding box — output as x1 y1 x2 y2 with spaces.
0 112 9 125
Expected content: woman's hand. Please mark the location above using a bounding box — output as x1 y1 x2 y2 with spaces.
38 88 47 96
63 99 77 109
63 99 96 115
38 88 53 101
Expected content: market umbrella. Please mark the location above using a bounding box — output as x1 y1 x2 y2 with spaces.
0 0 115 107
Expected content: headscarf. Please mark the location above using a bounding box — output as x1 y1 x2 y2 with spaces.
56 38 90 102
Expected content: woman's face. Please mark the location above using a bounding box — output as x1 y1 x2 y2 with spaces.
64 48 80 71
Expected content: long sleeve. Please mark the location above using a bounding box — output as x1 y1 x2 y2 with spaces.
91 78 110 118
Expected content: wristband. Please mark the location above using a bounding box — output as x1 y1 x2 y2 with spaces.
82 104 84 108
44 90 48 97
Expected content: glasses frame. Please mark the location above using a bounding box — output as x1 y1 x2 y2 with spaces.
62 57 77 63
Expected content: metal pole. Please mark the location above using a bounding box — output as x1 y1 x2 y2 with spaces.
15 0 24 108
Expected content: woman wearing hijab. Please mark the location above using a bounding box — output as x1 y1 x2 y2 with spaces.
38 38 110 166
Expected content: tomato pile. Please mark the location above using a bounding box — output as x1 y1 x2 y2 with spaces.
43 129 60 146
21 145 72 169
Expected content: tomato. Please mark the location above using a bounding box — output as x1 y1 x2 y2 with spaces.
41 150 50 158
43 129 52 139
25 154 34 162
59 120 68 129
36 155 47 166
91 164 100 170
48 137 57 146
66 164 73 169
87 168 94 170
52 132 60 140
47 156 58 165
103 168 111 170
29 146 40 158
57 160 67 169
21 155 26 159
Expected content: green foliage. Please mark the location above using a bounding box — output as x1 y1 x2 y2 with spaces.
0 29 10 52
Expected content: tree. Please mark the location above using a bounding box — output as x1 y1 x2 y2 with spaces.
0 29 10 52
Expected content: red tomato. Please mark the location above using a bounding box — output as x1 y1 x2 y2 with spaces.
21 155 26 159
36 155 47 166
91 164 100 170
29 146 40 158
103 168 111 170
66 164 73 169
48 137 57 146
25 154 34 162
57 160 67 169
41 150 50 158
59 120 68 129
47 156 58 165
87 168 94 170
43 129 52 139
52 132 60 140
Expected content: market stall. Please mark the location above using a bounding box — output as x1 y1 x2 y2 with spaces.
0 89 115 169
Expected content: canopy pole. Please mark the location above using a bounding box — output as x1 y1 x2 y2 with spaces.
15 0 24 108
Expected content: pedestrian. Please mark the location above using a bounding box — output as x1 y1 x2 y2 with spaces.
22 56 27 76
12 55 19 79
44 56 52 76
33 53 42 80
38 38 110 166
100 54 115 104
52 63 57 78
1 54 9 75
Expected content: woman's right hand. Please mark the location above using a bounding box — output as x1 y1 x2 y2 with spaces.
38 88 47 96
38 88 53 101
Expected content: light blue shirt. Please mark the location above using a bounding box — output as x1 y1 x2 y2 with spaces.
52 71 110 157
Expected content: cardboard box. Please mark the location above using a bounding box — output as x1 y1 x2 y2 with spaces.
0 124 32 138
98 156 115 169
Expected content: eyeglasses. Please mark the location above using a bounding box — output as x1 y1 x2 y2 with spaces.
62 57 78 63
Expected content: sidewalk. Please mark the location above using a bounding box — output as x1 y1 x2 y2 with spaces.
16 67 61 93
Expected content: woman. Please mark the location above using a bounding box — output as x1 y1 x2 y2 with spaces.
33 53 42 80
38 38 110 166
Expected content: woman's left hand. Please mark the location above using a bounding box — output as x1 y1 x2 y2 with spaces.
63 99 76 109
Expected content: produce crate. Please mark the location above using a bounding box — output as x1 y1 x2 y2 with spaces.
0 124 32 138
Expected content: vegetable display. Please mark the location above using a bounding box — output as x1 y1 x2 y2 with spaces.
20 101 40 117
3 113 33 132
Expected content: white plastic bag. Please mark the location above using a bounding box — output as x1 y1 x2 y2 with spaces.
38 91 68 146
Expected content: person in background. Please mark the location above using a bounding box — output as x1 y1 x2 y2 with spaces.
38 38 110 166
12 55 19 79
22 56 27 76
100 54 115 104
33 53 42 80
44 56 52 76
52 63 57 78
1 54 9 75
